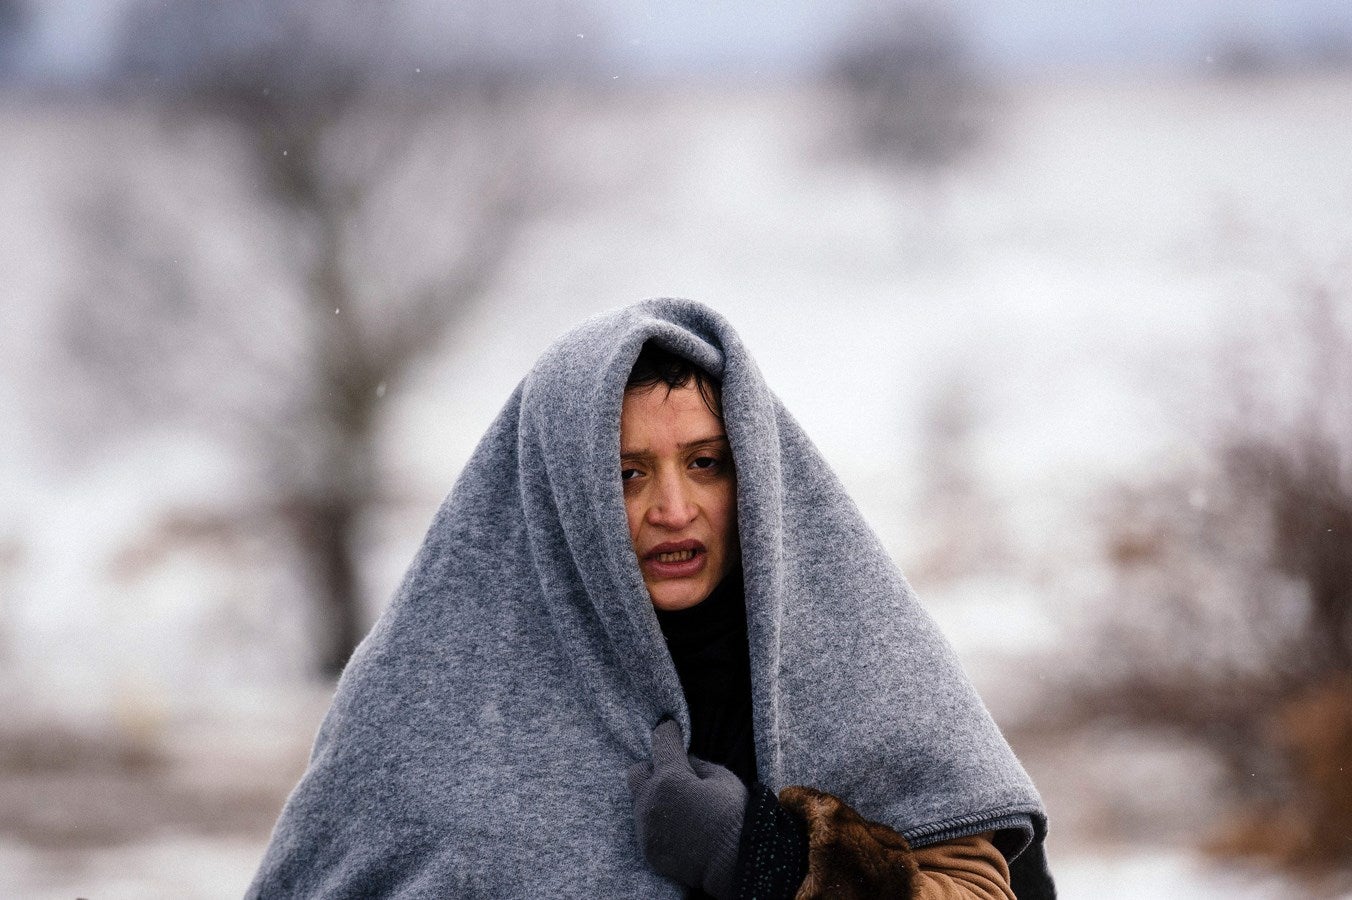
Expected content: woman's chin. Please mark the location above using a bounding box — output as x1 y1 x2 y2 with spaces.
648 581 711 612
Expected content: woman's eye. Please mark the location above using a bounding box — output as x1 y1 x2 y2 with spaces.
620 468 640 481
691 456 719 470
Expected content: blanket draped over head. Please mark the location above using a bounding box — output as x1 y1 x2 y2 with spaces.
249 299 1050 898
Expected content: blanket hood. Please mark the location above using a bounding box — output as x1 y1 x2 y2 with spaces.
248 298 1048 898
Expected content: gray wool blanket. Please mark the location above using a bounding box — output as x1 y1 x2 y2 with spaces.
248 298 1050 898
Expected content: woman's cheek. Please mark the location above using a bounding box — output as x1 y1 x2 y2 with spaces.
623 491 644 542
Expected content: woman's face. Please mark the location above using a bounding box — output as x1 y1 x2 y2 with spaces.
620 381 739 611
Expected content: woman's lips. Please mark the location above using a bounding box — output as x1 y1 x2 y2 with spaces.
643 542 707 579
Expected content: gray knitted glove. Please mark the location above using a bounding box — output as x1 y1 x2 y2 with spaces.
627 719 748 900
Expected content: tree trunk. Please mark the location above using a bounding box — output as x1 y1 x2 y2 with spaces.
290 494 364 678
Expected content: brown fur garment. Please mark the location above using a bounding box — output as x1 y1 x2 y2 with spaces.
779 785 920 899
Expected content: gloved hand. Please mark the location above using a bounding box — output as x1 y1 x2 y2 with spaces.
627 719 748 900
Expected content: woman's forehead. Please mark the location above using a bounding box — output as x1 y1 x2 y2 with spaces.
620 383 725 446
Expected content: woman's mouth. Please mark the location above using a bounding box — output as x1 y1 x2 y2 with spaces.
644 542 708 579
656 549 695 563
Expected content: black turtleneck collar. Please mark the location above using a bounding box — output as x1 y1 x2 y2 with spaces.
654 570 747 647
653 570 758 787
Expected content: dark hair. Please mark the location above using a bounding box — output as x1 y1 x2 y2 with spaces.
625 342 723 419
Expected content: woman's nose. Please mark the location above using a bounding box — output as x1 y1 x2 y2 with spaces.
647 472 697 528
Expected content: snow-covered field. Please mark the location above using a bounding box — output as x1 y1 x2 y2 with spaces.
0 686 1340 898
0 835 1316 900
3 72 1350 895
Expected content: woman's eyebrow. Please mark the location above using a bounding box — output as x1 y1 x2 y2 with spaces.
620 434 728 460
681 434 728 449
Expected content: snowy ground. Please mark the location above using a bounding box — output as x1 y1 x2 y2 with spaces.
0 685 1339 899
3 72 1351 894
0 835 1321 899
1053 850 1317 899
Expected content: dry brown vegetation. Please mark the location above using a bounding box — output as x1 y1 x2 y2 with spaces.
0 721 304 849
1051 290 1352 879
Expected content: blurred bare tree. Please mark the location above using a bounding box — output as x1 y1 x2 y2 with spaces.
1055 287 1352 878
0 0 27 77
1208 36 1275 79
825 2 988 179
911 374 1012 583
0 535 20 664
58 0 597 676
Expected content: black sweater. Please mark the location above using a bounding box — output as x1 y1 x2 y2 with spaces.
654 572 758 786
656 574 808 900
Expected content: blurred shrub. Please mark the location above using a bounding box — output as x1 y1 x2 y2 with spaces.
1054 292 1352 878
0 0 26 77
1207 675 1352 872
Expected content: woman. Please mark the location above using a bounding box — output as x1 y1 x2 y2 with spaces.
248 299 1054 898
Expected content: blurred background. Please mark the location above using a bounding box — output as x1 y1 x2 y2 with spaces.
2 0 1351 896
